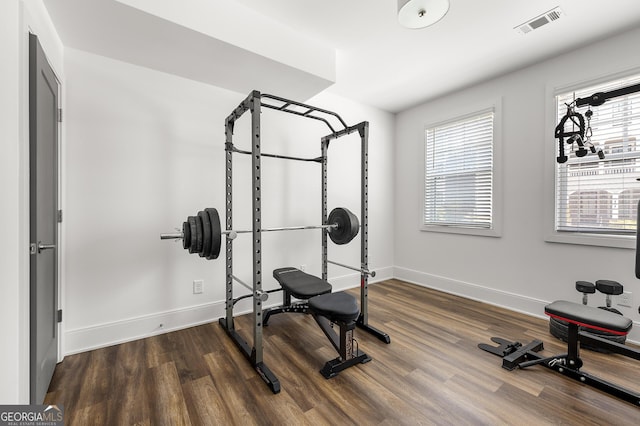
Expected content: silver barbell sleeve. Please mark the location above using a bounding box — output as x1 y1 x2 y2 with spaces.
327 259 376 277
160 232 183 240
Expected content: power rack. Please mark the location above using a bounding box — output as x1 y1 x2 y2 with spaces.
219 91 390 393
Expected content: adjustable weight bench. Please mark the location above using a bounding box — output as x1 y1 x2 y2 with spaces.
263 267 332 324
480 300 640 407
264 267 371 378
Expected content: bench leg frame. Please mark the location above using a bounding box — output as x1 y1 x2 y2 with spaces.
263 302 310 326
313 315 372 378
480 323 640 407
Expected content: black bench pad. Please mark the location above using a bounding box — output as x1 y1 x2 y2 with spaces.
309 292 359 323
273 267 332 299
545 300 632 335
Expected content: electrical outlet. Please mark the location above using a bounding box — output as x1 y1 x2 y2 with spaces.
617 291 633 308
299 264 306 272
193 279 204 294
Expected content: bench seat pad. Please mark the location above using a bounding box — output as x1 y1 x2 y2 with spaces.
545 300 632 335
273 267 332 299
309 292 359 323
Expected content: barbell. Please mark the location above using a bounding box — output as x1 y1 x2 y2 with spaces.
160 207 359 259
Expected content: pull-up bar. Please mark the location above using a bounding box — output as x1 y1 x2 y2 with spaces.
260 93 349 134
575 82 640 107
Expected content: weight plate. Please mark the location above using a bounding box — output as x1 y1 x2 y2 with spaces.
194 214 204 254
187 216 198 254
182 221 190 250
328 207 359 245
549 317 626 353
205 208 222 260
198 210 212 258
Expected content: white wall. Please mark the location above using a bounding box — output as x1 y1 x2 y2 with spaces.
395 26 640 342
62 48 395 354
0 0 63 404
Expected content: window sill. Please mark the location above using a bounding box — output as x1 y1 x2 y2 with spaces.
545 232 635 249
420 225 501 238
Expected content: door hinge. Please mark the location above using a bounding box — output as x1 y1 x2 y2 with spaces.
57 108 63 123
57 310 62 323
57 209 63 223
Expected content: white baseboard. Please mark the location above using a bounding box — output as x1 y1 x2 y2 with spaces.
64 300 227 355
393 266 640 345
64 265 395 355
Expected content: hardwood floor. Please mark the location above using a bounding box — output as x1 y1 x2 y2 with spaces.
46 280 640 425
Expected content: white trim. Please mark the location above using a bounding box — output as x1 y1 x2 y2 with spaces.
544 232 636 249
551 66 640 98
393 266 640 344
394 266 550 318
419 224 501 238
420 98 503 238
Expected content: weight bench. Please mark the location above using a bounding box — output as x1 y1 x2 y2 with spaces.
264 267 371 378
479 300 640 406
263 267 332 324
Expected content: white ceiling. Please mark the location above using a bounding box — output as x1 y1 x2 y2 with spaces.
45 0 640 112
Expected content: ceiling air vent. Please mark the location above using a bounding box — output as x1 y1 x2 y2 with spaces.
515 7 563 35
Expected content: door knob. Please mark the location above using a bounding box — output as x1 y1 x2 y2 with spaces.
38 242 56 252
30 242 56 254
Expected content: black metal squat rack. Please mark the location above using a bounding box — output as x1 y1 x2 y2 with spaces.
219 90 389 393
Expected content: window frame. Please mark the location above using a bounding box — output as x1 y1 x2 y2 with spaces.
544 69 640 249
421 100 502 237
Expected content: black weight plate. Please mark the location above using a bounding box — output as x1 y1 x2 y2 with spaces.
205 208 221 260
182 221 191 250
187 216 198 254
194 214 204 254
328 207 359 245
549 317 626 353
197 211 212 258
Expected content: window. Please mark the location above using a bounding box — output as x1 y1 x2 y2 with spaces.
424 110 495 232
555 73 640 236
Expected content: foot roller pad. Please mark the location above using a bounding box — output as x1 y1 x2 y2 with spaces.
595 280 623 296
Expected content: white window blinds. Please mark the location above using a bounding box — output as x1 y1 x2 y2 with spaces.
424 110 494 229
555 74 640 234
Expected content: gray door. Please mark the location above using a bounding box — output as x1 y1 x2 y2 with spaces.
29 33 59 404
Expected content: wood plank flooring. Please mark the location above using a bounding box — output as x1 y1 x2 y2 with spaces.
45 280 640 425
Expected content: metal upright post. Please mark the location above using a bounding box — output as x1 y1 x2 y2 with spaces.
219 91 280 394
356 122 390 344
359 122 369 324
224 116 234 330
250 93 264 365
321 139 329 281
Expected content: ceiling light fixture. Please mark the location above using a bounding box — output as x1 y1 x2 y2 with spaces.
398 0 450 29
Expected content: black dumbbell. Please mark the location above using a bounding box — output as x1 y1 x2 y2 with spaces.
575 281 595 305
